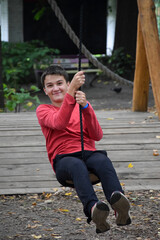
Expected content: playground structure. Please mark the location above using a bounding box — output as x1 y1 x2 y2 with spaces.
133 0 160 119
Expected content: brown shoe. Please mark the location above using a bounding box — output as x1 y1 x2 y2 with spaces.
110 191 131 226
91 201 110 233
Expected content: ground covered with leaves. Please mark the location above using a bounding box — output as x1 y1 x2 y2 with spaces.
0 187 160 240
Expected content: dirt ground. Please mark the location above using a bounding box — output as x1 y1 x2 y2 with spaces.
0 77 159 240
0 188 160 240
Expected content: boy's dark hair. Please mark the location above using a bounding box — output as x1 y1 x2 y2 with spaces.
41 65 69 88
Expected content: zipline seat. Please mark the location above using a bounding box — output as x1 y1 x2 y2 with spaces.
65 171 100 188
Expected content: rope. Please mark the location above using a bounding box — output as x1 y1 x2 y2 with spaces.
78 3 85 160
47 0 133 87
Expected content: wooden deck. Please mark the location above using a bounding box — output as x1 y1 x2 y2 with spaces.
0 110 160 195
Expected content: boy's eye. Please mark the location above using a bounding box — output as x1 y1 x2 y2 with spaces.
57 81 63 85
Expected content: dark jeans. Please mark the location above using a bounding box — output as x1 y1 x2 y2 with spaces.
54 150 123 221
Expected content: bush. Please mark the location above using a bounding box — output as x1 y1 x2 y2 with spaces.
3 83 41 112
97 47 135 80
2 40 60 88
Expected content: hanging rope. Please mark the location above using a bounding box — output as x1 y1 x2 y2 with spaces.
78 2 85 160
47 0 133 87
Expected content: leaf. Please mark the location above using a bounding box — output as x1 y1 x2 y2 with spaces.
120 182 125 186
58 208 69 212
32 202 37 206
76 217 82 221
153 149 159 156
31 234 42 239
45 193 52 199
106 118 114 120
156 135 160 139
128 163 133 168
26 101 33 107
51 234 62 238
65 192 72 196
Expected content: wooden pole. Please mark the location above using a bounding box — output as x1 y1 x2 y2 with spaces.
132 15 150 112
137 0 160 119
0 26 5 111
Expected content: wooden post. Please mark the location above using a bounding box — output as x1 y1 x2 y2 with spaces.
137 0 160 119
0 26 5 111
132 15 150 112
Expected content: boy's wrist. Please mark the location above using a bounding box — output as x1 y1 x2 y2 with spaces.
82 103 89 109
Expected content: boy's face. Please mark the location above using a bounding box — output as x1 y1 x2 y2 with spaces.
43 74 69 107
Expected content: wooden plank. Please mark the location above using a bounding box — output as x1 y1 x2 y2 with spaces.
0 110 159 195
0 133 159 147
119 179 160 191
0 186 61 195
0 126 160 136
0 175 56 182
0 150 159 163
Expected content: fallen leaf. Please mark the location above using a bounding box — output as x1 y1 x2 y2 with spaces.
106 118 114 120
76 217 82 221
120 182 125 186
32 202 37 206
45 193 52 199
128 163 133 168
31 234 42 239
65 192 72 196
129 121 135 124
153 149 159 156
156 135 160 139
51 234 62 239
58 208 69 212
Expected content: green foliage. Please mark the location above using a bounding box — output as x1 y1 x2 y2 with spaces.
3 83 41 112
97 47 135 79
2 40 60 87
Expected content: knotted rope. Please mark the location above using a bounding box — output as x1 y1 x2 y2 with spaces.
48 0 133 87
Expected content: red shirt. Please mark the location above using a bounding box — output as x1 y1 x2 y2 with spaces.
36 93 103 170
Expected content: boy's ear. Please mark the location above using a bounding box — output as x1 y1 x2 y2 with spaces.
43 88 48 95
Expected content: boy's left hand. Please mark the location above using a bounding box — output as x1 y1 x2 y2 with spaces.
75 91 87 108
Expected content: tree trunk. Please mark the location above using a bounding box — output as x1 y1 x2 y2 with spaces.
137 0 160 119
132 15 150 112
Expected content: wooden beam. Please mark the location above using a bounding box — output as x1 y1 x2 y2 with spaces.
132 15 150 112
137 0 160 119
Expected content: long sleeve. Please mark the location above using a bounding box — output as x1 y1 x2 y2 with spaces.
36 93 76 130
82 104 103 141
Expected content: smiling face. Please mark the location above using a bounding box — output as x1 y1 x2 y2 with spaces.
43 74 69 107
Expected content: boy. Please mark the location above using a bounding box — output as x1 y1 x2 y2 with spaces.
36 65 131 233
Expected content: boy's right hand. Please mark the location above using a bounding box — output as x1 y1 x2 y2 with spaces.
68 71 85 97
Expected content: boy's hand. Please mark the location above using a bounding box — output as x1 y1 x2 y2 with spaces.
68 71 85 97
75 91 87 108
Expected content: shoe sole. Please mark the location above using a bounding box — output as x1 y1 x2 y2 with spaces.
92 201 110 233
110 192 131 226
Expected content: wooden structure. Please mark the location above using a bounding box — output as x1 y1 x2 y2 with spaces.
133 0 160 119
0 110 160 195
